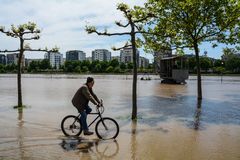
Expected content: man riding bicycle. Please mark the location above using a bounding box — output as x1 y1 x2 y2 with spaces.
72 77 101 135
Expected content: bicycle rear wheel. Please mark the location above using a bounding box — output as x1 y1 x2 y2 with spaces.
95 117 119 139
61 115 82 136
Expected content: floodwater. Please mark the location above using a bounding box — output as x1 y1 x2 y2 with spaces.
0 74 240 160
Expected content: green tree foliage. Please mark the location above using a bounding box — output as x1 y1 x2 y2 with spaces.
28 61 39 72
221 47 240 73
200 57 212 72
225 55 240 73
93 64 102 73
27 59 51 72
100 61 109 72
213 59 224 68
120 62 126 71
109 59 119 68
142 0 240 100
62 59 140 73
40 59 51 70
113 67 121 73
81 66 89 73
106 66 114 73
127 62 133 70
0 64 5 73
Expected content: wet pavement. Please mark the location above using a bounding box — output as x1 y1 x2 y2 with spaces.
0 74 240 160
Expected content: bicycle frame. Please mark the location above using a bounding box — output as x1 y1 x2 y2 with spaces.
74 107 106 129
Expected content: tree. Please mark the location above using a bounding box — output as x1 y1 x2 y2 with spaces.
64 61 74 72
81 66 89 73
221 47 240 73
109 59 119 68
200 57 212 72
120 62 126 71
0 22 58 108
143 0 240 100
222 47 237 61
86 3 153 119
93 64 102 73
90 60 100 72
28 61 39 72
81 60 91 71
127 62 133 70
100 61 109 72
225 55 240 73
106 66 114 73
213 59 224 68
0 64 5 73
40 59 51 70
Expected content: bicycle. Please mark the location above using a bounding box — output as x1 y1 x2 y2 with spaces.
61 103 119 140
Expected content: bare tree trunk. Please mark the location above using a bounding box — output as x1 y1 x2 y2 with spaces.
17 39 24 107
131 23 137 120
194 42 202 100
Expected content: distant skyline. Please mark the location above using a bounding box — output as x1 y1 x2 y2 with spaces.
0 0 236 62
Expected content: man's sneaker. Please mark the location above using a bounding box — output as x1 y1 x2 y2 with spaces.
84 130 94 135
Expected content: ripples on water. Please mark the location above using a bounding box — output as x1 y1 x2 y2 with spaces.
0 74 240 160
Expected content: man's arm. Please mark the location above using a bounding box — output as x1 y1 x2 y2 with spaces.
82 86 98 105
91 90 100 104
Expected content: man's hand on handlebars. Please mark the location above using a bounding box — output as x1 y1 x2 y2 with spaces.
97 99 103 107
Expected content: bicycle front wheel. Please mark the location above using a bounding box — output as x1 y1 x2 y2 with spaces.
95 117 119 139
61 115 82 136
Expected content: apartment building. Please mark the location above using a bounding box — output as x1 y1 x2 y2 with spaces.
92 49 111 62
66 50 86 61
44 52 63 69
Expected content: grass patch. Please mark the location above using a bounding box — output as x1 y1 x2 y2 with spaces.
13 105 31 109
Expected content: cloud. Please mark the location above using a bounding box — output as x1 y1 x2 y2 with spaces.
0 0 152 60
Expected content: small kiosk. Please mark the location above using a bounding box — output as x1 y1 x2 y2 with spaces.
159 56 189 84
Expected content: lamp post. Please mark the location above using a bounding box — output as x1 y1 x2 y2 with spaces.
221 61 224 83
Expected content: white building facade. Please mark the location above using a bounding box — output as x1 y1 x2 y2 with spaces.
44 52 63 69
92 49 111 62
120 47 140 66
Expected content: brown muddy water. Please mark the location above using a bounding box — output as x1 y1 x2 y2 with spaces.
0 74 240 160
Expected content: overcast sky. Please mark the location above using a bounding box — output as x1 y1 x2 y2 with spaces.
0 0 235 61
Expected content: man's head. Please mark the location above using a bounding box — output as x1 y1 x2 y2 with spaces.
86 77 94 88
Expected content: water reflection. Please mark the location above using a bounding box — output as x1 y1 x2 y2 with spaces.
60 137 119 159
193 100 202 130
17 108 25 160
131 121 137 160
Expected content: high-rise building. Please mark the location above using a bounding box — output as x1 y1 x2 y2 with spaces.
0 54 6 65
120 47 139 66
92 49 111 61
44 52 63 69
6 53 25 67
66 50 86 61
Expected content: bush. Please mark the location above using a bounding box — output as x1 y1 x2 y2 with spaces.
113 67 121 73
106 66 114 73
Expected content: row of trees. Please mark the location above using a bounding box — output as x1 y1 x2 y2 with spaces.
188 55 240 74
63 59 138 73
0 59 152 73
1 54 239 74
